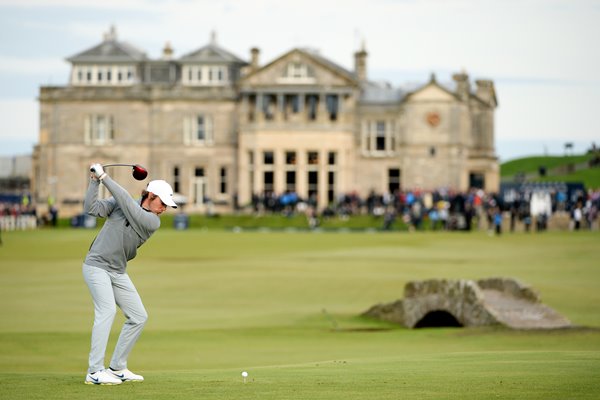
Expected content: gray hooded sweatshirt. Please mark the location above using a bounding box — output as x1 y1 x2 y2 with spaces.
84 176 160 273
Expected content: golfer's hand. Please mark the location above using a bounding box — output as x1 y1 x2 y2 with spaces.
90 163 107 181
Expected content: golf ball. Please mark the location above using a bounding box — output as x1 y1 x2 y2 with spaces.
241 371 248 377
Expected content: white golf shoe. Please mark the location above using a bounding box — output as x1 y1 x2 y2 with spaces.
106 368 144 382
85 370 123 385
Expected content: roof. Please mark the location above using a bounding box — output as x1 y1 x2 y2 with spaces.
179 43 247 65
360 81 406 104
66 35 147 64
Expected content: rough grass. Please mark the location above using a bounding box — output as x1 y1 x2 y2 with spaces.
500 153 600 188
1 229 599 399
500 154 593 177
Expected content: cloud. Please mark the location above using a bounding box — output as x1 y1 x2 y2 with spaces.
0 56 67 75
0 0 149 9
0 99 38 140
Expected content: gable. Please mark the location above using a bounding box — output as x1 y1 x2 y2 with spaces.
404 82 458 103
240 49 358 88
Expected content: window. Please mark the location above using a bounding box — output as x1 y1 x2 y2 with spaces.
220 167 227 194
376 121 386 151
84 115 114 145
362 120 395 156
469 172 485 189
326 95 338 121
197 116 207 141
183 114 214 145
173 166 180 193
286 151 296 165
71 65 137 86
308 151 319 165
327 171 335 203
263 171 274 193
308 171 318 198
289 62 307 78
388 168 400 194
328 152 336 165
183 65 228 85
279 62 316 83
263 151 274 165
286 171 296 192
192 167 206 205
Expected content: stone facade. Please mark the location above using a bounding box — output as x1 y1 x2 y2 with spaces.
32 27 499 216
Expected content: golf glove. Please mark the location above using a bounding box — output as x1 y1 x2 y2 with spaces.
90 163 107 181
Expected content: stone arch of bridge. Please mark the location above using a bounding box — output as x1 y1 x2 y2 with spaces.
414 309 463 328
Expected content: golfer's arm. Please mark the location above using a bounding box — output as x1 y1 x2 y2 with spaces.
102 176 160 235
84 178 115 217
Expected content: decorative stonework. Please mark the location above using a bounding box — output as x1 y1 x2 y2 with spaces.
363 278 572 329
426 111 440 127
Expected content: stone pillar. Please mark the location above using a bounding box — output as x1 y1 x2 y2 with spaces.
255 92 263 123
298 93 305 113
318 92 327 123
241 94 249 123
274 149 285 194
297 149 307 199
277 93 285 122
318 150 327 208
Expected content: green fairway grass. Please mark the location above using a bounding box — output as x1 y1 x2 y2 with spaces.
1 229 599 399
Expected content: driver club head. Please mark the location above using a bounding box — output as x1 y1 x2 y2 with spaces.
132 164 148 181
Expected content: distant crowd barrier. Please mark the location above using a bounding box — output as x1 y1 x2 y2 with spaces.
0 215 37 231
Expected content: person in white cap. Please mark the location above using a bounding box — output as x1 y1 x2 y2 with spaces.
82 163 177 385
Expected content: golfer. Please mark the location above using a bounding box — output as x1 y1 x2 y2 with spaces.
83 163 177 385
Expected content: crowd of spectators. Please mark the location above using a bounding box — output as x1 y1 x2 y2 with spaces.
0 197 38 231
248 185 600 233
0 194 58 232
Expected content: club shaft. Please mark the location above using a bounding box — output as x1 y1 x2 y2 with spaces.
102 164 136 168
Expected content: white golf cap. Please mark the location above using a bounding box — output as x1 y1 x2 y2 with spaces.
147 180 178 208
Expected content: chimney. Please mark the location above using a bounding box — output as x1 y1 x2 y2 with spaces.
354 41 368 82
250 47 260 71
452 70 470 102
103 25 117 41
475 79 497 107
162 42 173 60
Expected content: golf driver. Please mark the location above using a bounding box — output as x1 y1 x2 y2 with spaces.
90 163 149 180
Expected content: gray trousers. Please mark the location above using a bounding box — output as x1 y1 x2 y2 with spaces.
82 263 148 373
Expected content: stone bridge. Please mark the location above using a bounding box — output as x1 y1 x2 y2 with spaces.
363 278 572 329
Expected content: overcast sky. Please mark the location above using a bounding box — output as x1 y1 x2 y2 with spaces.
1 0 598 161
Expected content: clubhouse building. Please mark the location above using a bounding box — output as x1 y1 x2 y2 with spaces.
33 27 498 216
